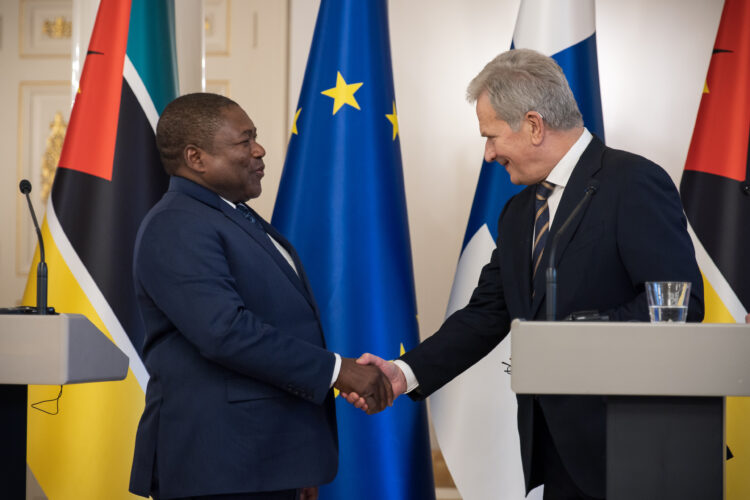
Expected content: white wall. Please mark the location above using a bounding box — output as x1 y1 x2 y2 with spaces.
207 0 290 218
0 1 71 307
289 0 724 340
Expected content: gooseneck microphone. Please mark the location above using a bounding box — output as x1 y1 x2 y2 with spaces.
545 180 599 321
19 179 48 315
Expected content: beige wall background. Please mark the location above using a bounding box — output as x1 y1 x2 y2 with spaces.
0 0 723 350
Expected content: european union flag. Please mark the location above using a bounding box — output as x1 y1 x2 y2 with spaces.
272 1 435 499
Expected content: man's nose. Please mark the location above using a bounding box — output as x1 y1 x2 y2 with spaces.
252 142 266 158
484 140 495 162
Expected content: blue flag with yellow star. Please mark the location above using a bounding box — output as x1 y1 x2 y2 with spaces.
272 1 435 499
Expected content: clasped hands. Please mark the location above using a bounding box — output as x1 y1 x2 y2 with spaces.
334 354 406 415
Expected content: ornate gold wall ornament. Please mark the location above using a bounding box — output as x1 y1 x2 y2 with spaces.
204 0 230 56
40 112 67 203
42 17 72 39
20 0 73 57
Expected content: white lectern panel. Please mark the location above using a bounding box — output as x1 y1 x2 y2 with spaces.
0 313 128 384
511 320 750 396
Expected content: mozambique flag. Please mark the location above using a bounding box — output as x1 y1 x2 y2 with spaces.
21 0 178 497
272 1 435 498
678 0 750 498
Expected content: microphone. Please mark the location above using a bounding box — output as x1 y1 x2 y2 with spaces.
19 180 48 315
545 180 599 321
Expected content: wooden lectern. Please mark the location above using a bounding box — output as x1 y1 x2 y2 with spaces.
0 314 129 499
511 320 750 500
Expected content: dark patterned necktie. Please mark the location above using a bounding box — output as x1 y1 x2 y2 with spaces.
532 180 555 280
236 203 261 229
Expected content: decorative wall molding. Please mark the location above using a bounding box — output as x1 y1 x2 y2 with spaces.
206 79 230 97
20 0 73 57
204 0 230 56
16 81 70 276
39 111 66 203
42 16 72 39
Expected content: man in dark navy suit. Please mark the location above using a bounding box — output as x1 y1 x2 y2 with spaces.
346 49 704 500
129 93 392 500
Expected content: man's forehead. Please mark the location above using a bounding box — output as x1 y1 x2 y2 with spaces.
219 107 256 134
237 127 257 137
477 103 505 132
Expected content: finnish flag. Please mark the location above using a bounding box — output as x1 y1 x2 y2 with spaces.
429 1 604 499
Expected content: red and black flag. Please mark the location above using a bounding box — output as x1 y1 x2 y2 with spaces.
22 0 178 497
679 0 750 497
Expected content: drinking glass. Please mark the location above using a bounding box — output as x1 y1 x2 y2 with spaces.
645 281 691 322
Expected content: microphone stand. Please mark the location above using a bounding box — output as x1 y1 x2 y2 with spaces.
545 182 598 321
19 180 48 315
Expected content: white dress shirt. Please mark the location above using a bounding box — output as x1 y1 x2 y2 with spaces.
534 128 593 246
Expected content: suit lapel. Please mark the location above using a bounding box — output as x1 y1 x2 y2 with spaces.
263 221 323 320
530 137 606 318
221 204 316 308
503 188 535 316
168 177 323 326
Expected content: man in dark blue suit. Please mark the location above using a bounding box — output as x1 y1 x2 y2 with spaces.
347 49 704 500
129 93 392 500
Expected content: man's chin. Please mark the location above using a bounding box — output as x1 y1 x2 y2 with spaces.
503 166 520 185
506 172 522 185
507 172 535 186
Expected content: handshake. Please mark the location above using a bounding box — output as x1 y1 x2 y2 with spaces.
333 353 407 415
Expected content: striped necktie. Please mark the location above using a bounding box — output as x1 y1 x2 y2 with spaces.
532 180 555 281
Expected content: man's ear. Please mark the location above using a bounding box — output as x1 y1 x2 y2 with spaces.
526 111 545 146
183 144 206 173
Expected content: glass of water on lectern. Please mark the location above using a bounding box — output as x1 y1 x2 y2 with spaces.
645 281 691 322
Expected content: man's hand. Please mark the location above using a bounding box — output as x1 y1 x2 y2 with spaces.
341 353 407 413
334 357 393 414
299 486 318 500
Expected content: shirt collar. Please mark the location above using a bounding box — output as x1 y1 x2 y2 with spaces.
221 197 237 209
545 128 593 188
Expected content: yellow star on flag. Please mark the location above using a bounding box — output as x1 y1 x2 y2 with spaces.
291 108 301 135
400 343 406 356
321 71 362 114
386 101 399 140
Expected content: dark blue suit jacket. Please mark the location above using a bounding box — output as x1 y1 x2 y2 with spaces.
129 176 338 499
401 137 704 498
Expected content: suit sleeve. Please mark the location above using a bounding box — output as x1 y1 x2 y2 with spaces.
401 213 513 400
136 208 335 405
604 161 704 322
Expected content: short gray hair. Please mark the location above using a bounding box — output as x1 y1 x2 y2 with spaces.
467 48 583 131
